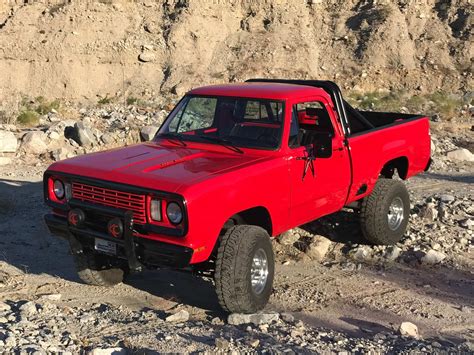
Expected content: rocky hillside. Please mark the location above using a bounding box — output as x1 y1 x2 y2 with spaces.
0 0 472 113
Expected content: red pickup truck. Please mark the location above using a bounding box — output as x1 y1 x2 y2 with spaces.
44 79 431 313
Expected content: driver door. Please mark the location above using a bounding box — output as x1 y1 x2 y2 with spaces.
288 97 352 227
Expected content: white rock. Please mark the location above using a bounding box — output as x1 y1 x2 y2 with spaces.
384 245 401 261
165 309 189 323
0 157 11 166
277 231 300 246
88 348 127 355
350 245 372 262
439 194 455 202
74 122 96 147
48 131 61 140
0 131 17 152
138 52 156 63
399 321 419 338
19 301 37 315
40 293 62 301
419 202 438 221
21 131 48 154
421 249 446 265
228 312 279 325
460 219 473 230
446 148 474 162
306 235 333 261
51 147 74 161
140 126 159 141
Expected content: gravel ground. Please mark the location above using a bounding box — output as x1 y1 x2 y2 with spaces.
0 104 472 353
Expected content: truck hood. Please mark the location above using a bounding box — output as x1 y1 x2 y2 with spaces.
48 142 268 193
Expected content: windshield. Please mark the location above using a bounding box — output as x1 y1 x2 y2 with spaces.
157 95 284 150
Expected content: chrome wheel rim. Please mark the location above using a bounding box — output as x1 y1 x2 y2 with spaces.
387 197 404 231
251 248 269 295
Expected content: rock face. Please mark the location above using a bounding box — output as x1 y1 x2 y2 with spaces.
446 148 474 162
21 131 48 154
0 130 18 152
140 126 159 141
399 322 419 338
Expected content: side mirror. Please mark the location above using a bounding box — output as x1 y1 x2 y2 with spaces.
312 133 332 158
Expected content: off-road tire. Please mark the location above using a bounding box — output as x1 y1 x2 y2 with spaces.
360 178 410 245
214 225 275 313
73 251 127 287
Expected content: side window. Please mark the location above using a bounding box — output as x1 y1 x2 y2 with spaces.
176 97 217 133
289 100 335 148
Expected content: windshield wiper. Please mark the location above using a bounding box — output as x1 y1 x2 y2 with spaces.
196 135 244 154
156 132 187 147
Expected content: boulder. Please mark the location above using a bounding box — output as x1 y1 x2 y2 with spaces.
21 131 48 154
446 148 474 162
0 131 18 153
140 126 159 141
306 235 333 261
384 245 401 261
399 321 419 338
418 202 438 221
138 52 156 63
51 147 74 161
65 122 96 147
227 312 279 326
439 194 455 203
277 231 300 245
100 132 119 145
460 218 473 230
421 249 446 265
165 309 189 323
19 301 37 316
350 245 372 262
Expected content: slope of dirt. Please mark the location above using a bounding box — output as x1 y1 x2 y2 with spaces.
0 0 472 112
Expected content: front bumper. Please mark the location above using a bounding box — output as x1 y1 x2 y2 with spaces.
44 213 193 270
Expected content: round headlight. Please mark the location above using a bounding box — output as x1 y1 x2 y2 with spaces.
166 202 183 224
53 179 65 199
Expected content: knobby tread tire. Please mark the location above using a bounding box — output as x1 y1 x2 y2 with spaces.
73 252 125 287
360 178 410 245
214 225 274 314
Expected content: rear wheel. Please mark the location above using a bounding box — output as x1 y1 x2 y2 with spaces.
214 225 274 313
360 178 410 245
73 251 127 287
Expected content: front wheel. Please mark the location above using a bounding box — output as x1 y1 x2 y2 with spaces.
214 225 275 313
360 178 410 245
73 251 128 287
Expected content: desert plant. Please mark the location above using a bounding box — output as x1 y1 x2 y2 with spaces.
126 97 138 105
35 97 60 115
98 96 113 105
17 110 40 126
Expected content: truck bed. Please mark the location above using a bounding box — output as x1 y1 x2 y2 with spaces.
344 102 423 135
